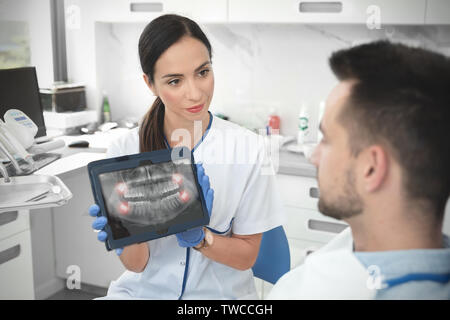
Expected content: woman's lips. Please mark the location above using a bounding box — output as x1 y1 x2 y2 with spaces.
187 104 204 113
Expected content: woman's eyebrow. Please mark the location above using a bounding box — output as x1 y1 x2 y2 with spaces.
161 61 211 79
162 72 183 79
195 61 211 71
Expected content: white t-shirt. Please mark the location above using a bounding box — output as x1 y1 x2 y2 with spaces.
267 228 376 300
104 115 286 299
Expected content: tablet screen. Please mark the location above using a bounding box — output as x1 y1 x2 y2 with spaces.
97 159 204 240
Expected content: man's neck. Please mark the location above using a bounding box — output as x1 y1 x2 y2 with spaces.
347 206 443 252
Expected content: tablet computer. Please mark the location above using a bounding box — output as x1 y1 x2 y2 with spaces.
87 147 210 250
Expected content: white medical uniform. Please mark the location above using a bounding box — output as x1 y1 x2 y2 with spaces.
103 115 286 299
267 228 377 300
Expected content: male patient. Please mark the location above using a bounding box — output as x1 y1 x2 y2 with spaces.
268 41 450 299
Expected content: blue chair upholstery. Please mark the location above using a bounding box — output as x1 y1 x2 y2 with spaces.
252 226 290 284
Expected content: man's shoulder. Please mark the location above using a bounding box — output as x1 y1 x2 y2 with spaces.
268 229 374 300
268 247 374 299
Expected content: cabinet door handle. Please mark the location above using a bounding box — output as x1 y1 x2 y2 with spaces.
308 219 347 234
309 187 320 199
0 244 21 265
130 2 163 12
0 211 18 227
299 2 343 13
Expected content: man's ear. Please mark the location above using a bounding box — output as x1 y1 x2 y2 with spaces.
143 74 156 96
361 145 388 193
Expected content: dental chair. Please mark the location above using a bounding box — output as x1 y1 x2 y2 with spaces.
252 226 291 284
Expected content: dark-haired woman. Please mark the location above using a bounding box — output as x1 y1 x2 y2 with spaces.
90 14 285 299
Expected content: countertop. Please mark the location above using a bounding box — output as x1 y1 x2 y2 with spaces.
277 144 317 178
32 129 130 177
34 129 316 178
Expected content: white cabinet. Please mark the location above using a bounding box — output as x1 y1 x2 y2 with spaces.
276 173 347 253
276 174 319 211
66 0 227 23
0 211 30 241
0 210 35 299
229 0 426 24
425 0 450 24
284 206 347 244
254 173 347 298
52 168 125 289
151 0 228 23
67 0 450 25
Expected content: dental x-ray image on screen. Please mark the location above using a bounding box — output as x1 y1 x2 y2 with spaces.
88 148 209 249
98 160 204 241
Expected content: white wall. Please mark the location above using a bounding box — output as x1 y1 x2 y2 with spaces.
94 22 153 125
93 22 450 140
0 0 54 87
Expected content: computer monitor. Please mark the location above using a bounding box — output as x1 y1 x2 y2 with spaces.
0 67 47 137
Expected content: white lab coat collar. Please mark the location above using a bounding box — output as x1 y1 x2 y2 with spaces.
268 228 377 300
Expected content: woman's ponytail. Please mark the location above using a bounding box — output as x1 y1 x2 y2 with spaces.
139 97 166 152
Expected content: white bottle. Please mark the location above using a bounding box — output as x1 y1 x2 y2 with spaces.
297 105 310 145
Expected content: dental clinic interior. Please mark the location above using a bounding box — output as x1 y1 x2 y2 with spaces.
0 0 449 300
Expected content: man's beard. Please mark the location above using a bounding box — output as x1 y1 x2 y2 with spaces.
318 168 363 220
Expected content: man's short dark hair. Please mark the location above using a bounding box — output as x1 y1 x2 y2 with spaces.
329 40 450 217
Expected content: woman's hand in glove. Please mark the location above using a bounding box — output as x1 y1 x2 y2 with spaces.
89 204 124 256
176 163 214 247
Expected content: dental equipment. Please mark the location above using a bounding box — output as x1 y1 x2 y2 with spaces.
0 162 10 183
0 135 23 174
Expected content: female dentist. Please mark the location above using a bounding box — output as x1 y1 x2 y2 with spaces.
89 14 285 299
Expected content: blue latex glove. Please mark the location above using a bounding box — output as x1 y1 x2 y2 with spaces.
89 204 124 256
176 163 214 248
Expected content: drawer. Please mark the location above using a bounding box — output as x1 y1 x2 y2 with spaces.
276 174 319 210
284 205 348 243
0 210 29 241
0 230 35 299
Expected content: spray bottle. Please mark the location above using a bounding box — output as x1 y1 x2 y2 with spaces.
297 104 310 145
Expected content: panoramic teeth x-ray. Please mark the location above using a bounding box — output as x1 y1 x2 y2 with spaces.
99 162 198 226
